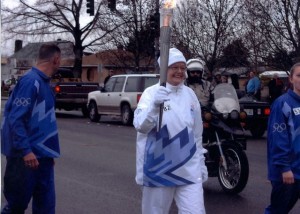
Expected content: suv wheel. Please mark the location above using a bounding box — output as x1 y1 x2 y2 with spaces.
81 105 89 118
88 101 100 122
121 104 133 126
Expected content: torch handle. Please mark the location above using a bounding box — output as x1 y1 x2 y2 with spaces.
158 26 171 129
159 27 171 86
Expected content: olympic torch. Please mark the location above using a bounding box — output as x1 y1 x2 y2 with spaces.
158 0 176 129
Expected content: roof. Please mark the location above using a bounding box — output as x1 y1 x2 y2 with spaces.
83 49 154 68
259 71 289 78
216 67 249 76
10 40 74 60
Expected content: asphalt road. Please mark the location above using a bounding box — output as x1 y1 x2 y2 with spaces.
1 103 300 214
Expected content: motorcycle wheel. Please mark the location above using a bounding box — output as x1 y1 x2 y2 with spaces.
217 145 249 194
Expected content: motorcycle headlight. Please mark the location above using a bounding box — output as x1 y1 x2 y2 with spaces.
230 110 239 120
222 113 229 119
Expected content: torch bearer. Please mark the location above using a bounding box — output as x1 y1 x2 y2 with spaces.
158 0 176 129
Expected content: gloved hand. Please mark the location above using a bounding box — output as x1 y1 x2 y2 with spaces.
153 86 171 107
200 149 208 183
201 164 208 183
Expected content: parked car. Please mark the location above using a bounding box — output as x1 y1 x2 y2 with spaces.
87 74 160 125
51 68 99 117
239 94 270 138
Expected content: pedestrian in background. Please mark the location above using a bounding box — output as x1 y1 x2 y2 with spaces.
268 73 284 104
104 70 114 85
211 73 222 87
220 74 228 83
265 62 300 214
1 43 61 214
134 48 207 214
246 71 261 100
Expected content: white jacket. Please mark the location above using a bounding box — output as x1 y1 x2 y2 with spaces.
134 82 207 187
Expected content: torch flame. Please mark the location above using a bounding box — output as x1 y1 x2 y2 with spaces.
164 0 176 9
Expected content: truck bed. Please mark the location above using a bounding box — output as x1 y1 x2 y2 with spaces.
51 81 99 116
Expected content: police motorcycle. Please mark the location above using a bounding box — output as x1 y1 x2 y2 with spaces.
202 83 249 194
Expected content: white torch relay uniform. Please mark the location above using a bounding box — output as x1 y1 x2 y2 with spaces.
134 79 207 213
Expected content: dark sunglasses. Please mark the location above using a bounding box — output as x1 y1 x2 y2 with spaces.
189 70 203 74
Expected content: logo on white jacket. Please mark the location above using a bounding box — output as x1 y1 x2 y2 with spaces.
163 104 171 111
143 125 196 187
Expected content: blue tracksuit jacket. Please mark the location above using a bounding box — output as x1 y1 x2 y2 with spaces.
267 89 300 181
1 67 60 158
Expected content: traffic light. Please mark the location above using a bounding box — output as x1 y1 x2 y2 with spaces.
86 0 94 16
108 0 116 11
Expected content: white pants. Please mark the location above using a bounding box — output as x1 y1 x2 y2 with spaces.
142 183 206 214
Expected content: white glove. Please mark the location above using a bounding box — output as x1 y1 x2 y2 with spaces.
153 86 171 107
201 164 208 183
200 153 208 183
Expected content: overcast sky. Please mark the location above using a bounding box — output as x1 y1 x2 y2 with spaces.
0 0 180 57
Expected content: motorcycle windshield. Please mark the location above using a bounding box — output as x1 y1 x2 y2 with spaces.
213 83 240 113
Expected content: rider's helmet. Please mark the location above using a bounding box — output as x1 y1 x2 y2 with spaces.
186 59 205 78
186 59 206 84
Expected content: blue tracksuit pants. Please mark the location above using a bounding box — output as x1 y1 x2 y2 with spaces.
2 157 55 214
265 180 300 214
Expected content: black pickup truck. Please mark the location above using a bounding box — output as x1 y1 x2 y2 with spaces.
239 94 270 138
51 68 99 117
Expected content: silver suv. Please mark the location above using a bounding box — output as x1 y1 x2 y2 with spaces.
87 74 159 125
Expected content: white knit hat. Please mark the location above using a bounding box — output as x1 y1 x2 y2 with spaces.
157 48 186 67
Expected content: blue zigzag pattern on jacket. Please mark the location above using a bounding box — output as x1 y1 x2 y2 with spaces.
30 92 59 157
143 125 196 187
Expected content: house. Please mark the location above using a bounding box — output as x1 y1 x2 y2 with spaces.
6 40 155 84
1 56 11 81
7 40 75 77
82 48 155 84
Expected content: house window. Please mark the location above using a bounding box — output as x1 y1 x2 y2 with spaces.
87 68 94 81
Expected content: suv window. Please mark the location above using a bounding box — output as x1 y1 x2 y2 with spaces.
125 77 141 92
144 76 159 89
104 77 116 92
113 77 125 92
125 76 159 92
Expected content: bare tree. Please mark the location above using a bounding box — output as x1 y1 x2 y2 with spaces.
1 0 121 77
244 0 300 69
173 0 244 73
100 0 159 72
240 0 267 70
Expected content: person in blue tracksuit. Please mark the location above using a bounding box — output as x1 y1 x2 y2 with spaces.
134 48 207 214
265 62 300 214
1 43 61 214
